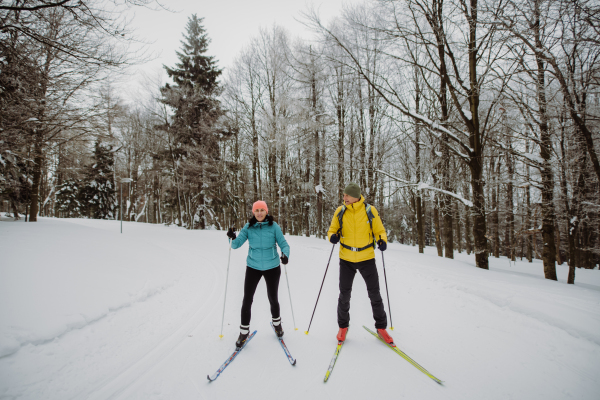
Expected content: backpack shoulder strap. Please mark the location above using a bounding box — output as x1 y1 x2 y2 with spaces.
365 203 375 223
336 205 346 234
365 203 375 243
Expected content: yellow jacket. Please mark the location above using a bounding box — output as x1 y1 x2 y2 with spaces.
327 196 387 263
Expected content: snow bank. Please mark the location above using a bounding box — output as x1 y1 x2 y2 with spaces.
0 218 181 358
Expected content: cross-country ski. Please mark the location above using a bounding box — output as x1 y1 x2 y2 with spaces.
270 322 296 365
323 338 346 382
363 326 443 385
207 330 257 382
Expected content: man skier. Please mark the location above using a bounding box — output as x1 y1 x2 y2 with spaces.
327 183 394 345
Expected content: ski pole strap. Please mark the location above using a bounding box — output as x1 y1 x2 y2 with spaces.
340 242 375 252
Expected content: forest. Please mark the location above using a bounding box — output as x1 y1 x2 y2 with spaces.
1 0 599 281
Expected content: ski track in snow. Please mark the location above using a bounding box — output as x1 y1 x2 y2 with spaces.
56 219 228 399
1 217 599 400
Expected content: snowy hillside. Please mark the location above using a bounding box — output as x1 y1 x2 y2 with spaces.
1 217 599 399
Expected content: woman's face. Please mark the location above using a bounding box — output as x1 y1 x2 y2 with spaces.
253 208 267 222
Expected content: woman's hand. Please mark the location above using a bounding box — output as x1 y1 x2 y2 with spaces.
280 254 288 265
227 227 236 240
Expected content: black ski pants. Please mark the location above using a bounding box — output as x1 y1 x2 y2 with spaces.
338 258 387 329
241 266 281 326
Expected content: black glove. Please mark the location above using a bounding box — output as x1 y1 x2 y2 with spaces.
330 233 340 244
280 254 288 265
227 227 236 240
377 239 387 251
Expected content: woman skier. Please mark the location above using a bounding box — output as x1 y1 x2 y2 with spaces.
227 200 290 349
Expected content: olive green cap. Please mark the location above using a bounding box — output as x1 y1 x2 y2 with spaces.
344 183 361 199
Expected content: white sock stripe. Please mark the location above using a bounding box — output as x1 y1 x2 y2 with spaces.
272 318 281 326
240 325 250 334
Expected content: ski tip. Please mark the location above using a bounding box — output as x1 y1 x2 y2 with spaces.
207 375 212 382
292 359 297 366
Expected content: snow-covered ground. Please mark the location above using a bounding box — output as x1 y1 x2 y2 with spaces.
1 216 599 400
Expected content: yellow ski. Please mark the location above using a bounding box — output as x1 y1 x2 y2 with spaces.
324 340 345 382
363 326 443 385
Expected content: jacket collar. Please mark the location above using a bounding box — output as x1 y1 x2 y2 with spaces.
344 195 365 211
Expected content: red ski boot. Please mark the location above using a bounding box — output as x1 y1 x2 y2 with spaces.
377 328 395 346
336 327 348 342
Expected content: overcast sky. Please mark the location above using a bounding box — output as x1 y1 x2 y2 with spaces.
121 0 359 100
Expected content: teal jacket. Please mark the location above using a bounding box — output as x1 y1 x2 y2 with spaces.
231 220 290 271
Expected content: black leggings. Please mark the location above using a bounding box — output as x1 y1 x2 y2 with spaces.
241 266 281 326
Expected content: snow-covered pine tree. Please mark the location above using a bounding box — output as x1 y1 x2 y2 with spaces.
80 141 116 219
160 14 224 229
55 179 83 218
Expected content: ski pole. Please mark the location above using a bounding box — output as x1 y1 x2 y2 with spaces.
283 262 297 330
219 238 233 338
380 235 394 330
305 241 336 335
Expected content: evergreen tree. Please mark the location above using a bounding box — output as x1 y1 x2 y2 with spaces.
161 14 223 146
80 141 116 219
160 14 227 229
55 179 83 217
164 14 222 94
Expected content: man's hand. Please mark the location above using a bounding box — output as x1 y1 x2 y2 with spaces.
227 227 236 240
280 254 288 265
377 239 387 251
329 233 340 244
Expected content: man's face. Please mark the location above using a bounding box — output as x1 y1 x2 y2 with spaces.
343 193 360 205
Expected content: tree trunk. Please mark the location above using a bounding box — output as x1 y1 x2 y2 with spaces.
415 70 424 253
336 65 345 201
357 72 366 190
29 132 43 222
465 0 489 270
455 202 462 253
526 141 533 262
534 0 557 280
464 183 472 254
505 127 515 261
434 196 443 257
491 157 500 258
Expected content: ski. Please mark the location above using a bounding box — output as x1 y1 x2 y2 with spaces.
363 326 443 385
324 328 348 382
207 330 257 382
270 322 296 365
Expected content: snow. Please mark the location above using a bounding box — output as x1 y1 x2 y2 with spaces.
417 182 474 207
314 184 326 194
1 217 600 399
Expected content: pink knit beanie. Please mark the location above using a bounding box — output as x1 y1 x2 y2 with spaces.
252 200 268 214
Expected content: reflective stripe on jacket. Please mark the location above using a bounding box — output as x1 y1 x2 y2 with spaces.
231 221 290 271
327 196 387 263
